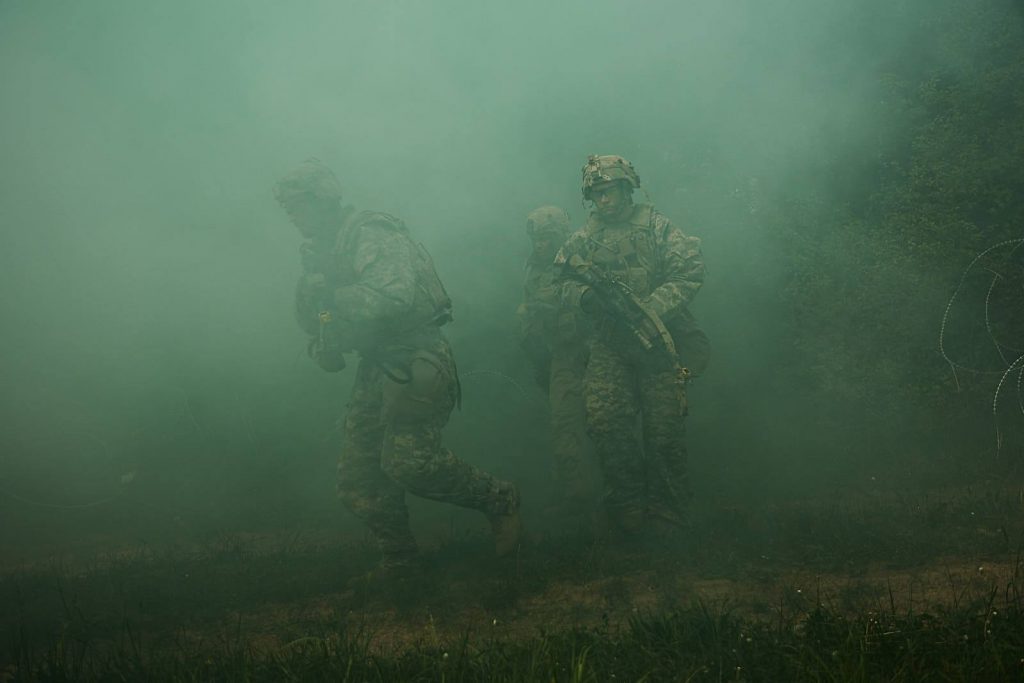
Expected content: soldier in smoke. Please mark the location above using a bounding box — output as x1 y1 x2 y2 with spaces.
554 155 708 538
516 206 595 512
275 159 522 576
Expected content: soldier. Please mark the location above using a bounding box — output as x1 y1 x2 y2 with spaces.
554 155 707 538
516 206 594 510
274 159 522 576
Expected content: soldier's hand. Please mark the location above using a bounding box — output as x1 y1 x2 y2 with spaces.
300 243 333 274
299 273 331 309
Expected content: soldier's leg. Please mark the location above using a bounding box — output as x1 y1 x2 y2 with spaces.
379 343 520 553
337 359 418 566
639 367 690 525
584 340 645 532
381 415 518 516
548 347 593 504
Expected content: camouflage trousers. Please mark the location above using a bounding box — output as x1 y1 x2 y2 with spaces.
546 347 594 503
337 334 518 564
583 338 690 531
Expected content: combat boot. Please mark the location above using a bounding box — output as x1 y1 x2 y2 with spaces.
487 485 522 557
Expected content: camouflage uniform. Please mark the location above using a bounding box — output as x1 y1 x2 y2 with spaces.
554 155 707 534
516 206 593 506
277 160 520 567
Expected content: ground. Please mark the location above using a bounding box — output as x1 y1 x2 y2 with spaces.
3 481 1024 680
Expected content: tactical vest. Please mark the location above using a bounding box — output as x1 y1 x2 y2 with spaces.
580 204 711 376
584 204 661 296
333 211 453 335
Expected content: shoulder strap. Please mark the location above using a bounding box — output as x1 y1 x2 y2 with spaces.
354 210 406 230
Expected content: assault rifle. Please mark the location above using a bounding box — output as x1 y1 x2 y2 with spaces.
560 255 680 365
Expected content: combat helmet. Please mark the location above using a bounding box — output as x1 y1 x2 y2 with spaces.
581 155 640 200
526 206 571 240
273 158 343 204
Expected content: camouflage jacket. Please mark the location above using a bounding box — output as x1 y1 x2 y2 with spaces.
553 202 704 336
294 209 451 353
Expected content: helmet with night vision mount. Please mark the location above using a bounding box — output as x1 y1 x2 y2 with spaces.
581 154 640 200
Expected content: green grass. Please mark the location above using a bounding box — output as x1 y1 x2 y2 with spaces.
3 487 1024 681
7 599 1024 681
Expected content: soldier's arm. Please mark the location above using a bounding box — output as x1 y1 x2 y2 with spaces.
645 218 705 321
332 225 417 326
294 273 324 336
520 265 561 326
552 236 588 309
518 266 558 364
516 284 541 349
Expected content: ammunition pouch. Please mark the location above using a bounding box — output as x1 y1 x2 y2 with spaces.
380 348 458 423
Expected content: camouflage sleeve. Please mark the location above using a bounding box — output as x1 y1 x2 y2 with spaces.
645 216 705 321
552 233 587 308
518 264 560 356
332 225 417 326
517 267 538 345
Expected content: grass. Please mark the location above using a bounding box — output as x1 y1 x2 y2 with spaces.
6 598 1024 681
2 486 1024 681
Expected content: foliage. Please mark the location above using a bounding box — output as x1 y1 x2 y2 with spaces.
769 0 1024 457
